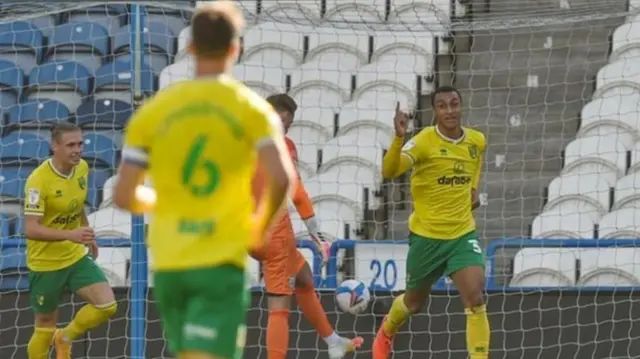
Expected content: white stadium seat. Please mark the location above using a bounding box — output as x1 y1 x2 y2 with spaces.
324 0 385 23
545 173 613 214
160 58 192 90
531 210 597 239
320 133 386 171
260 0 323 23
578 248 640 286
612 173 640 210
305 171 376 212
562 136 629 177
177 26 190 55
594 59 640 99
88 207 132 239
337 100 395 134
100 175 117 209
610 22 640 62
297 141 322 172
302 51 363 72
289 64 354 103
578 91 640 148
388 0 450 32
597 207 640 238
96 247 129 287
510 248 576 287
288 104 337 145
372 31 435 74
243 22 310 61
337 123 394 149
306 27 372 60
292 208 348 240
233 63 287 91
627 141 640 174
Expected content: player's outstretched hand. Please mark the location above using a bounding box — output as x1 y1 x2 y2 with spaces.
310 232 331 267
394 101 409 137
67 227 96 244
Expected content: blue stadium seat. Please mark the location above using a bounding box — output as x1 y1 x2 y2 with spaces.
94 58 156 104
87 168 111 209
5 99 71 129
112 22 175 74
0 132 49 164
76 99 132 130
0 60 24 108
0 167 33 201
144 5 190 38
83 132 118 169
26 60 91 113
46 22 110 72
0 21 43 74
29 15 58 38
0 214 10 239
67 4 127 33
0 246 29 290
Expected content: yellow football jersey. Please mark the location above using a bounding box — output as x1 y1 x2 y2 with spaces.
402 126 486 239
24 159 89 271
122 75 283 271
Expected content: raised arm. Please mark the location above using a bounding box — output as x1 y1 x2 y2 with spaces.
382 102 415 179
471 137 486 211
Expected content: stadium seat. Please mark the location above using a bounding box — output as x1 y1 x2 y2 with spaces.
0 167 33 202
357 61 426 97
94 58 156 104
76 99 132 130
0 60 24 108
287 106 335 144
28 15 57 38
313 200 359 239
86 169 110 209
46 22 110 73
112 22 176 74
337 100 395 133
261 0 322 22
531 210 597 239
26 61 91 113
388 0 450 31
289 66 354 106
66 4 126 33
307 27 372 60
87 207 131 239
545 173 613 215
83 132 118 169
99 175 117 209
510 248 576 287
320 134 385 172
143 4 189 36
297 141 322 173
242 22 310 66
612 173 640 210
176 26 190 60
0 246 28 290
610 22 640 62
233 63 287 92
0 21 43 74
324 0 385 23
0 214 11 238
95 246 129 287
303 50 363 74
578 248 640 286
5 99 71 130
578 90 640 148
0 132 49 164
305 162 380 212
562 136 629 177
597 208 640 238
159 58 192 90
372 31 435 73
594 60 640 99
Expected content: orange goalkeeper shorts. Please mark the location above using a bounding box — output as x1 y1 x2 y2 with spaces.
251 235 306 295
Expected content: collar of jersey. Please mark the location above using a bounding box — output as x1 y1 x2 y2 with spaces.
435 125 466 144
47 158 75 180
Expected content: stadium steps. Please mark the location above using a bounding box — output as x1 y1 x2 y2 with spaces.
453 15 622 245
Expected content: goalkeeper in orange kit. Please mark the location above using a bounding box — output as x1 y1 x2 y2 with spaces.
252 94 363 359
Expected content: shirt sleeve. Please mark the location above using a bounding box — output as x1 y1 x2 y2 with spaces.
401 133 426 164
24 174 45 216
122 98 156 169
250 100 284 149
472 135 487 189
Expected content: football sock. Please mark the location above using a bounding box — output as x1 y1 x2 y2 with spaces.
61 302 118 341
267 309 290 359
27 326 55 359
382 294 412 337
295 286 334 339
465 305 490 359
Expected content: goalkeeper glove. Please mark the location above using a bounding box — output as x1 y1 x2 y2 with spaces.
304 216 330 266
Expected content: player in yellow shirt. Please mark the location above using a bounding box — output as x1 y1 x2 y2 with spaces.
112 3 296 359
24 123 117 359
373 87 490 359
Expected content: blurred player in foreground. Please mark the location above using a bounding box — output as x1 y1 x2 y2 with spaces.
252 94 363 359
373 87 490 359
113 3 296 359
24 123 117 359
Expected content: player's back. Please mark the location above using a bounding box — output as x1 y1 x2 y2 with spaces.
127 75 278 270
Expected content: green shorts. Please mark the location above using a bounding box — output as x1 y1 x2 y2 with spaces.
405 230 485 291
153 264 248 359
29 255 108 313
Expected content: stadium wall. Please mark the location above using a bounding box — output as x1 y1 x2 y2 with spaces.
1 290 639 358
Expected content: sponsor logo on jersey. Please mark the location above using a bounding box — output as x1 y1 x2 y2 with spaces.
437 175 472 186
52 213 80 225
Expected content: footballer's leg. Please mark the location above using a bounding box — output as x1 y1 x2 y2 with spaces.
446 231 490 359
28 270 65 359
294 253 363 359
373 233 447 359
180 265 248 359
262 236 296 359
56 256 117 359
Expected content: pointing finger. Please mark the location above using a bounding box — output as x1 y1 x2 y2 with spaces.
396 101 400 113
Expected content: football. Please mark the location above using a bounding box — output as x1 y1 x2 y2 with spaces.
335 279 371 315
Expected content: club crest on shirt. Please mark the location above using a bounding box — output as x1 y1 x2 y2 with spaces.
468 144 478 159
453 161 465 174
27 188 40 205
78 176 86 190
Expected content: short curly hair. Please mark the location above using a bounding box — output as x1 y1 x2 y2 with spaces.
265 93 298 115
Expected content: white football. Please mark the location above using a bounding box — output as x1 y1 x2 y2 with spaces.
335 279 371 315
